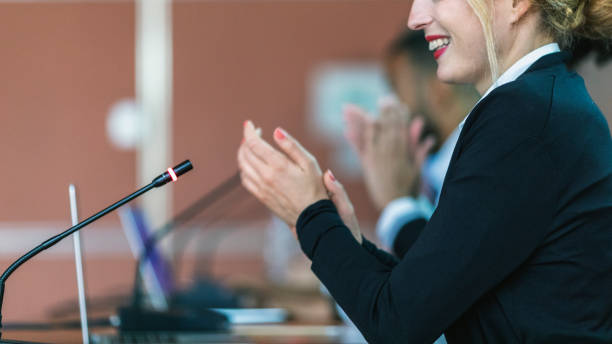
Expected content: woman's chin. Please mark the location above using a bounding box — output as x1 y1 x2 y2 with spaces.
436 66 473 86
436 67 458 84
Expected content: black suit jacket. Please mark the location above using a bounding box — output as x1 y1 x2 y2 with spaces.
296 52 612 343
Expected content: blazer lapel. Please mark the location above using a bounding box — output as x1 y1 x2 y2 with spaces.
446 51 570 170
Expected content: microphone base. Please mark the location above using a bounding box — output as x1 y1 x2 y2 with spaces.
118 306 229 333
171 277 242 309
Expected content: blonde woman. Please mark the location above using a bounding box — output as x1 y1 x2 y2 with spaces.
237 0 612 341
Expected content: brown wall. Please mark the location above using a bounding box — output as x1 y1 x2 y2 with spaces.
172 0 413 223
0 2 136 222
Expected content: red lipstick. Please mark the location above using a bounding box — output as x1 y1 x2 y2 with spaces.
426 35 450 60
425 35 448 42
433 46 448 59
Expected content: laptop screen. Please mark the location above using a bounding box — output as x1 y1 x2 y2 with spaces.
119 204 175 310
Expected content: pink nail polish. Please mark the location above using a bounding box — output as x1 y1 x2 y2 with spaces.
328 170 336 182
274 128 286 140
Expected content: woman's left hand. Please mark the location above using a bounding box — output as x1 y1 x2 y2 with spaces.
237 120 328 230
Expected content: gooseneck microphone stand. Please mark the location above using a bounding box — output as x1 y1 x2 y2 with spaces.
0 160 193 341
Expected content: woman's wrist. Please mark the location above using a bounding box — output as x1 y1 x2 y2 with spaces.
295 199 341 259
296 199 335 230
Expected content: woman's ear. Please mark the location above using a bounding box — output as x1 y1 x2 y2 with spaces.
510 0 533 24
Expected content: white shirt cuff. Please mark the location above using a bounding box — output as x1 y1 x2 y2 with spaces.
376 196 434 250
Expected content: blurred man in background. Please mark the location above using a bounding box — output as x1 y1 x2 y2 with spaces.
344 30 478 258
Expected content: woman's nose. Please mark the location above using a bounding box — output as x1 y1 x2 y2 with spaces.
407 0 433 31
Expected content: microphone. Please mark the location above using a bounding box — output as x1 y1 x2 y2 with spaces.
0 160 194 340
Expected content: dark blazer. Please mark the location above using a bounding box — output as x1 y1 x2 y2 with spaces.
296 52 612 343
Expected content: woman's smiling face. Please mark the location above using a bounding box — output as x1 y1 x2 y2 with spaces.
407 0 492 91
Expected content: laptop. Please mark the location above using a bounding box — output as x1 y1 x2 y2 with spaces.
118 205 288 324
119 204 174 311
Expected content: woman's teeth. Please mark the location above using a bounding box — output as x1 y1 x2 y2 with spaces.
429 38 450 51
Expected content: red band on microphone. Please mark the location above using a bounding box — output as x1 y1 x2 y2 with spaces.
167 168 178 182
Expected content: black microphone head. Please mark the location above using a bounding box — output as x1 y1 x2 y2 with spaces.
152 160 194 187
172 160 193 177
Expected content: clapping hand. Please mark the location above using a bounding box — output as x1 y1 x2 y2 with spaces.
238 121 361 243
344 97 436 211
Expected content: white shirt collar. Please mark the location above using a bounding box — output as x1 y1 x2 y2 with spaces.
459 43 561 128
481 43 561 98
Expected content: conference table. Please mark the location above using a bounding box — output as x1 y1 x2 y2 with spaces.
2 323 366 344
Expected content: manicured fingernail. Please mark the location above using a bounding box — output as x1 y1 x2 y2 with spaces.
243 120 249 128
241 137 245 144
328 169 336 182
274 127 286 140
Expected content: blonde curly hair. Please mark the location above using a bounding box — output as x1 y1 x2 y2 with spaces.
466 0 612 80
